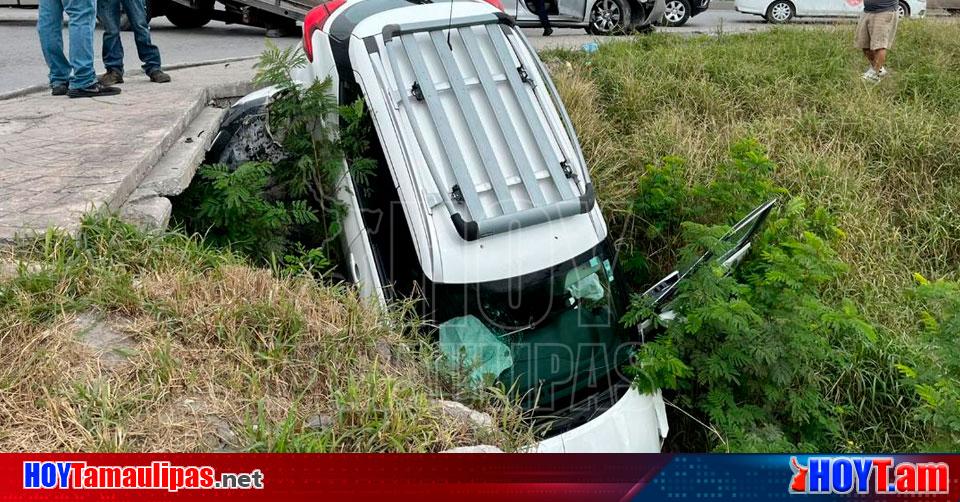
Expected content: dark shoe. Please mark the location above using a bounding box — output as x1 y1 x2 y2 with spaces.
51 83 68 96
98 69 124 86
543 26 554 36
148 70 171 83
67 83 122 99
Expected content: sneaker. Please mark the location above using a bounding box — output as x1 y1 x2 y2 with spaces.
148 70 171 83
877 67 889 78
98 69 123 86
861 68 880 83
67 83 122 99
543 26 553 36
51 83 68 96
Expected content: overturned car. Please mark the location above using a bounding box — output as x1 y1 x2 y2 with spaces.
210 0 773 452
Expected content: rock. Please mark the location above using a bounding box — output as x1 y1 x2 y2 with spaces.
207 416 240 452
119 194 172 232
374 339 393 364
442 445 503 453
435 400 494 430
305 414 334 431
73 312 136 370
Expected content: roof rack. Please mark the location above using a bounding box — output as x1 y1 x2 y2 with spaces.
374 15 594 241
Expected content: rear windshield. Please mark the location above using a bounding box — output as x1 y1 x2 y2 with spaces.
432 241 636 412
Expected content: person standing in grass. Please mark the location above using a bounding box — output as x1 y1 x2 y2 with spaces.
855 0 899 82
97 0 171 85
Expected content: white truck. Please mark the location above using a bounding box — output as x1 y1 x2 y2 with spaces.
211 0 773 451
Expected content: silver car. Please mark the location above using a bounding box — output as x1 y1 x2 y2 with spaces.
502 0 666 34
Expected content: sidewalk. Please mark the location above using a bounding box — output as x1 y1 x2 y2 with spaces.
0 60 258 243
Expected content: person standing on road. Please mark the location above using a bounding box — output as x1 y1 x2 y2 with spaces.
533 0 553 36
855 0 899 82
97 0 171 85
37 0 121 97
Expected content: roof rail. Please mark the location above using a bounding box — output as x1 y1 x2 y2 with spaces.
377 16 594 241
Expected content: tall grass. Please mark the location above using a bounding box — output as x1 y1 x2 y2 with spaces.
0 217 533 452
550 19 960 337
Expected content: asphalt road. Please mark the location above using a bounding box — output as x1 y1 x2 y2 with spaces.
0 4 845 93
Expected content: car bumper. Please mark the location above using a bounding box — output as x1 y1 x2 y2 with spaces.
531 389 668 453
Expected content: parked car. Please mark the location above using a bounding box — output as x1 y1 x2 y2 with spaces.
659 0 710 27
502 0 666 34
210 0 771 452
735 0 926 22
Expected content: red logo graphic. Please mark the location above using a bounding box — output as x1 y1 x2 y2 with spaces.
790 457 808 492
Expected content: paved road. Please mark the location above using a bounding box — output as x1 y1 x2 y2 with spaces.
0 4 849 94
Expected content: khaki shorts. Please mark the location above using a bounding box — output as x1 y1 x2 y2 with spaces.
855 10 899 50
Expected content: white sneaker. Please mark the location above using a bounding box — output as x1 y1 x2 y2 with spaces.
877 67 889 78
862 68 880 83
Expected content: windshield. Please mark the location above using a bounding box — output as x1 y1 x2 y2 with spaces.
432 241 635 413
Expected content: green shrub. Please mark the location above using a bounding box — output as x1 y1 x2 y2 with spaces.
174 44 374 271
898 276 960 450
622 142 939 452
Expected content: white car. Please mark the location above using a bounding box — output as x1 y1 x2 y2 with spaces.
212 0 771 452
735 0 926 22
502 0 666 34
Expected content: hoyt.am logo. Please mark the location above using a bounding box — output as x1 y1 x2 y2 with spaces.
789 457 949 495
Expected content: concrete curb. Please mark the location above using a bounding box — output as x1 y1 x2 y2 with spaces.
0 55 259 101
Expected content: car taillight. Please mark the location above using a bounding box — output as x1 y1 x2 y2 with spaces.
303 0 347 61
482 0 504 10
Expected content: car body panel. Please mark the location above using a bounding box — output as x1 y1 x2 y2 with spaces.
502 0 666 29
533 389 669 452
735 0 926 17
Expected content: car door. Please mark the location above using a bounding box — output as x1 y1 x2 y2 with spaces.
638 199 777 335
557 0 587 18
501 0 539 21
794 0 833 15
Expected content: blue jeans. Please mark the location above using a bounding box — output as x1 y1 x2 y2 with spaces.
98 0 161 74
37 0 96 89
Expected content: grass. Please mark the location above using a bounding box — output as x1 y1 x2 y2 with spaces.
549 18 960 338
0 217 534 452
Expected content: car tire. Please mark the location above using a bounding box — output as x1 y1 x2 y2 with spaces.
661 0 691 26
897 1 908 16
765 0 794 23
587 0 632 35
165 0 213 29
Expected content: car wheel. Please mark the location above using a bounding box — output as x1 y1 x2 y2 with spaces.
765 0 794 23
588 0 631 35
661 0 691 26
165 0 213 28
896 1 908 17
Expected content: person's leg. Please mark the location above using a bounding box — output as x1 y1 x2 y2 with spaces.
37 0 71 89
862 48 874 67
872 48 887 71
532 0 552 35
98 0 125 76
120 0 162 74
62 0 96 89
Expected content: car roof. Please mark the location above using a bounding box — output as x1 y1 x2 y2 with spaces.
329 1 607 284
